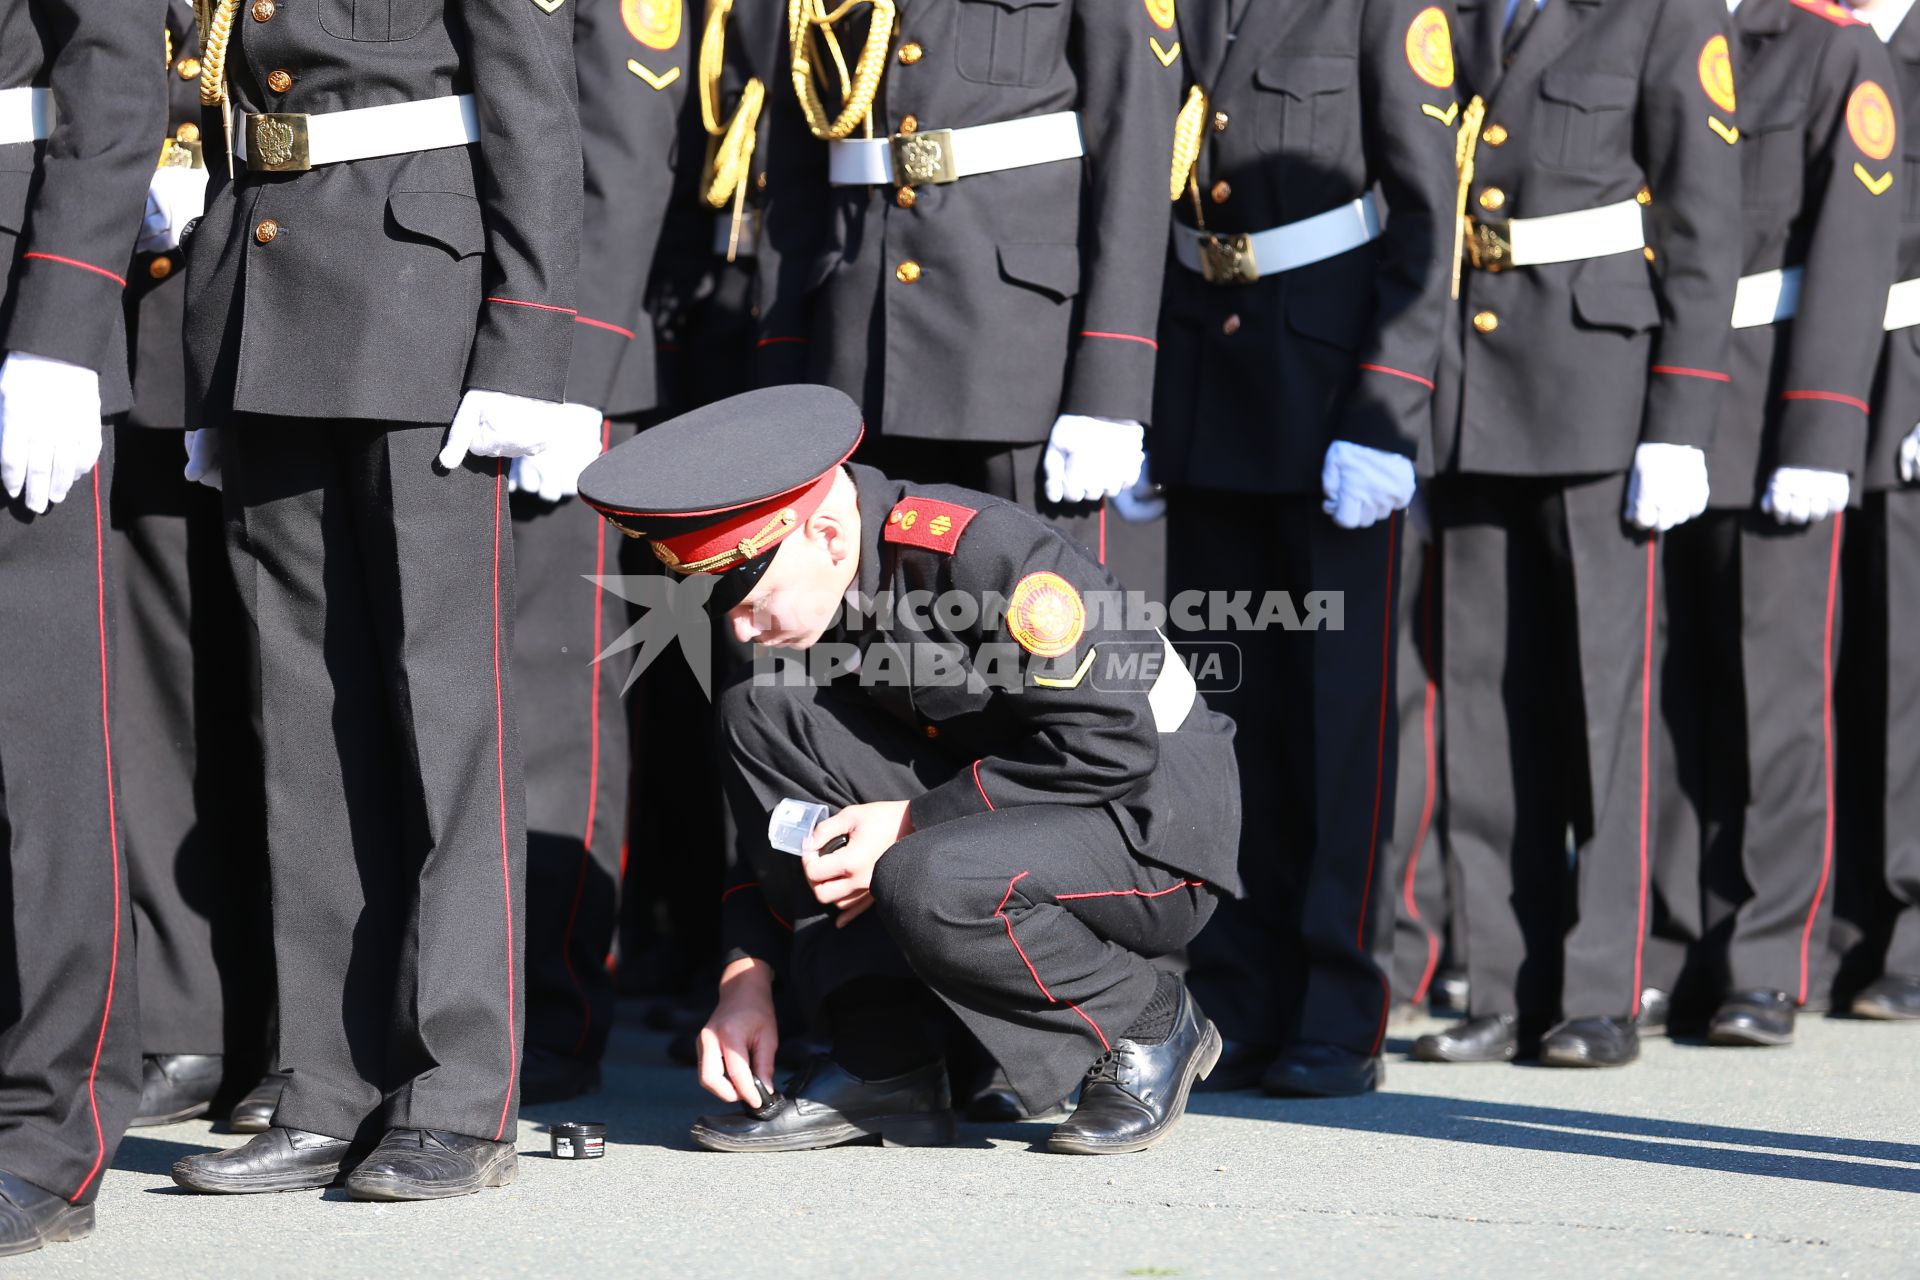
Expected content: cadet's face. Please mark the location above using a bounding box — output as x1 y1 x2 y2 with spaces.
726 522 851 649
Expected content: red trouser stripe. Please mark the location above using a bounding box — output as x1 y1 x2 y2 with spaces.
72 470 122 1201
1401 546 1443 1004
1798 514 1845 1003
1358 514 1400 1054
562 419 615 1054
1631 537 1656 1014
490 465 520 1140
996 872 1110 1052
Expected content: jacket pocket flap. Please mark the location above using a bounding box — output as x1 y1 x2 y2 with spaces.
1540 69 1637 112
997 242 1080 300
1254 56 1354 99
386 191 485 258
1572 275 1662 332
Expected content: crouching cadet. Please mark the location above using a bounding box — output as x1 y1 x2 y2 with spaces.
577 386 1242 1156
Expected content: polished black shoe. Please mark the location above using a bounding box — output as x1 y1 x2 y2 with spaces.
1539 1016 1640 1068
1850 973 1920 1021
1709 989 1796 1046
519 1047 603 1106
964 1067 1070 1124
1048 985 1221 1156
1410 1014 1517 1063
1261 1042 1384 1098
226 1071 290 1133
1190 1036 1274 1093
172 1127 351 1194
343 1129 517 1201
691 1057 955 1152
1634 988 1672 1036
0 1172 93 1258
132 1054 224 1127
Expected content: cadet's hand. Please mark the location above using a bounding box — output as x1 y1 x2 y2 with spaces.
183 429 223 490
0 352 103 514
1624 442 1710 532
438 389 573 471
1110 453 1168 523
803 800 913 927
1900 424 1920 484
1044 415 1146 505
1320 439 1416 530
698 957 778 1108
137 165 208 254
506 403 605 502
1761 466 1850 526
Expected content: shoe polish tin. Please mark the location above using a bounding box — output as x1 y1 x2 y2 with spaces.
550 1122 606 1160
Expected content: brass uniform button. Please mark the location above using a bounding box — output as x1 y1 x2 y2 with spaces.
898 41 923 64
1478 187 1505 211
176 57 201 80
1222 313 1241 336
1483 123 1508 147
1636 185 1652 206
922 724 940 739
899 114 918 134
1472 310 1499 334
148 255 174 280
1210 180 1231 204
1212 111 1229 133
755 171 768 190
888 510 903 524
895 260 921 284
896 186 917 208
267 68 293 93
176 122 201 143
250 0 274 20
1644 247 1657 263
254 218 280 244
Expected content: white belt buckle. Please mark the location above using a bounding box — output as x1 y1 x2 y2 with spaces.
891 129 958 186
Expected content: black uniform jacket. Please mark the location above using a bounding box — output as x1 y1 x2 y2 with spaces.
0 0 166 416
1867 4 1920 493
1712 0 1900 506
183 0 582 426
1435 0 1742 477
1153 0 1461 495
758 0 1182 444
566 0 690 417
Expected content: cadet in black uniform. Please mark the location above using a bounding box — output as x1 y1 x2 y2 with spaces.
578 386 1240 1155
0 0 163 1254
169 0 581 1200
1653 0 1899 1049
1152 0 1459 1097
1413 0 1742 1070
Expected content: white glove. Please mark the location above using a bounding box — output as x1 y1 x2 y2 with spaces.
1043 414 1146 505
1320 439 1416 530
1898 423 1920 484
1624 442 1710 532
136 166 209 254
1109 452 1167 523
507 403 606 503
438 389 574 471
0 352 104 514
183 428 222 490
1761 466 1850 525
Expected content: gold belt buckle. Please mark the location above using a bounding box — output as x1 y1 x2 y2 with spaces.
1467 218 1513 272
892 128 957 187
246 113 311 173
1195 232 1259 286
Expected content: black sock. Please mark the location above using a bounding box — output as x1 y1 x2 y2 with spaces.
825 977 942 1080
1123 971 1182 1045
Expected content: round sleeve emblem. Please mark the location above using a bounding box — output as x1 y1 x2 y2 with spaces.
622 0 682 50
1406 7 1456 91
1144 0 1176 31
1007 571 1087 659
1849 80 1897 162
1698 35 1736 115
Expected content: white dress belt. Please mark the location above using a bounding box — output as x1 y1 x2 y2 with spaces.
1732 266 1802 329
1885 278 1920 331
0 87 54 145
1495 198 1646 268
1172 194 1383 283
232 94 479 170
827 110 1083 187
1147 631 1198 734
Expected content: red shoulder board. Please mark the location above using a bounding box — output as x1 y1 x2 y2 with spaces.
1790 0 1863 26
883 497 978 554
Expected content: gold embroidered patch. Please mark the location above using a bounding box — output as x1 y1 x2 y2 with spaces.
1406 7 1455 91
1421 101 1460 127
1007 571 1086 659
1708 116 1739 146
628 60 681 89
623 0 681 51
1849 81 1897 162
1144 0 1175 32
1698 35 1736 115
1150 36 1181 67
1856 162 1894 196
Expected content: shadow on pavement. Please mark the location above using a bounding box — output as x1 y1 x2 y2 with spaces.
116 1133 221 1177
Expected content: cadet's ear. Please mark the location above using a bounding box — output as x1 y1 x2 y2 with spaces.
810 508 855 565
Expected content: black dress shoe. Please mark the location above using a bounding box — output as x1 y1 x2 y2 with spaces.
1261 1042 1384 1097
1048 984 1221 1156
343 1128 517 1201
1635 988 1672 1036
1539 1016 1640 1068
519 1047 602 1106
132 1054 224 1127
1190 1036 1274 1093
691 1057 956 1152
1850 973 1920 1021
172 1127 351 1194
0 1172 92 1258
1709 989 1796 1046
964 1067 1070 1123
1410 1015 1517 1063
227 1071 290 1133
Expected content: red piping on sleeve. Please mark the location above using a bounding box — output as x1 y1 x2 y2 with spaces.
485 296 578 315
1650 365 1731 382
23 252 126 288
1078 330 1158 350
756 336 808 347
1781 390 1869 414
574 315 636 340
970 760 995 811
1357 363 1436 390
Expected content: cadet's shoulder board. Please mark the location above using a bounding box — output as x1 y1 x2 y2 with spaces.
884 497 978 554
1145 0 1179 67
1406 7 1455 92
624 0 682 49
1791 0 1864 25
1700 34 1738 144
1848 80 1897 194
1007 571 1086 659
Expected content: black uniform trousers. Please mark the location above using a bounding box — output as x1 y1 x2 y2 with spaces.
1382 523 1452 1006
0 439 140 1204
513 420 630 1067
1166 493 1400 1056
719 674 1215 1114
222 420 525 1143
1435 472 1656 1023
1658 508 1849 1004
111 425 270 1064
